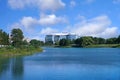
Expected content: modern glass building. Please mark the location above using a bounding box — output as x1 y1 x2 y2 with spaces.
54 35 60 42
45 33 78 43
66 33 77 40
45 35 53 42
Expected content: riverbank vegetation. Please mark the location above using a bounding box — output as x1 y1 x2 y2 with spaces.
74 36 120 48
0 46 43 57
0 28 43 57
46 35 120 48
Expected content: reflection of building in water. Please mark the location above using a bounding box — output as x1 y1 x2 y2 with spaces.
45 33 78 43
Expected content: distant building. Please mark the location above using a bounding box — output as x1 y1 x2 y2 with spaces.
45 33 78 43
54 35 60 42
66 33 77 40
45 35 54 43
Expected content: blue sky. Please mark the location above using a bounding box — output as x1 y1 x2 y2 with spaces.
0 0 120 40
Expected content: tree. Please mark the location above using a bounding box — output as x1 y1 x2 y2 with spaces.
75 36 94 47
22 40 29 46
75 38 82 47
30 39 43 48
11 28 24 48
106 38 117 44
116 35 120 44
93 37 105 44
59 39 70 46
0 29 9 45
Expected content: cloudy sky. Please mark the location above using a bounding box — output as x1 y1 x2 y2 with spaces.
0 0 120 40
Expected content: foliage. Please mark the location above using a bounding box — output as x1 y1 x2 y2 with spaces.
106 38 117 44
30 39 43 48
54 41 59 45
93 37 105 44
0 29 9 45
86 44 120 48
75 36 94 47
59 39 70 46
116 35 120 44
11 28 24 48
0 29 43 57
0 46 43 57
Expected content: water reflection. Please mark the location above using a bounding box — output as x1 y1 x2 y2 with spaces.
0 57 10 75
0 57 24 80
0 48 120 80
11 57 24 80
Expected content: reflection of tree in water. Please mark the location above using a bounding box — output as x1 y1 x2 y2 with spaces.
0 57 10 75
12 57 24 79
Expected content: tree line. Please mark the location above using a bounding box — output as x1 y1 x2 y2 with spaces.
0 28 44 48
53 35 120 47
1 28 120 48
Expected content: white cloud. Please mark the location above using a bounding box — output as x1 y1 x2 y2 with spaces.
8 0 65 11
70 0 76 7
38 0 65 11
20 17 38 28
9 14 67 41
19 14 67 28
97 27 118 38
39 14 67 26
40 27 58 34
71 15 118 38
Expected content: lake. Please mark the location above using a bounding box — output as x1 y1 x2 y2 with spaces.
0 48 120 80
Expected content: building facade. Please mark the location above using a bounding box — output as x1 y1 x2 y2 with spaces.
45 33 78 43
45 35 53 42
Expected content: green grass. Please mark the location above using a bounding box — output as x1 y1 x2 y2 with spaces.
54 45 71 48
0 46 43 57
54 44 120 48
86 44 120 48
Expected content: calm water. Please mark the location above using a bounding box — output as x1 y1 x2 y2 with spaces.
0 48 120 80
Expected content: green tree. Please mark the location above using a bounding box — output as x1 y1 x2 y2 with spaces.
116 35 120 44
93 37 105 44
0 29 9 45
59 39 70 46
30 39 43 48
11 28 24 48
75 38 82 47
75 36 94 47
0 29 3 44
106 38 117 44
22 40 29 46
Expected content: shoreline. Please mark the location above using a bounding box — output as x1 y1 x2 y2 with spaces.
54 44 120 48
0 47 43 57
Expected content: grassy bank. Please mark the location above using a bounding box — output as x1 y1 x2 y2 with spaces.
86 44 120 48
54 44 120 48
54 45 71 48
0 46 43 57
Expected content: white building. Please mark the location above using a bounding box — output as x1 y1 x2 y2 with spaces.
45 33 78 43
